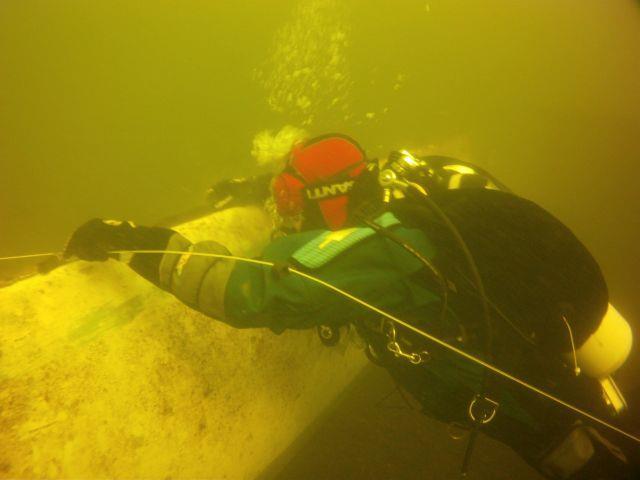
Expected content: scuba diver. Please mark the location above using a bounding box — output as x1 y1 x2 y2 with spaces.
64 134 638 479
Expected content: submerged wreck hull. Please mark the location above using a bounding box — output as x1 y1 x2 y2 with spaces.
0 206 368 478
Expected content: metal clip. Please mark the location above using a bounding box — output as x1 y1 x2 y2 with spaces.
317 324 340 347
384 321 430 365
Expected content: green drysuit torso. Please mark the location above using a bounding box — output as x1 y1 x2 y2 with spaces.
222 212 605 467
224 213 439 332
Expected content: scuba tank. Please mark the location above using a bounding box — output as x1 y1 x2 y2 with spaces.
378 149 633 415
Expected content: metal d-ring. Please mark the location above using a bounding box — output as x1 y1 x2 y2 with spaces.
468 395 499 425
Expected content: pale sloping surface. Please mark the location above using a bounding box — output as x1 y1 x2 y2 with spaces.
0 206 368 479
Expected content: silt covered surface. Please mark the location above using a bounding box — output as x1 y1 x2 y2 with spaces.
0 207 368 478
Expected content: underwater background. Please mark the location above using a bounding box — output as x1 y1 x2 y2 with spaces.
1 1 639 478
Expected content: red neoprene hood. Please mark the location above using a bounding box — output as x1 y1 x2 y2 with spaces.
272 135 366 230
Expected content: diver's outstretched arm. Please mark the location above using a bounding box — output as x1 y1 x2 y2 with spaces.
64 219 235 322
205 173 272 210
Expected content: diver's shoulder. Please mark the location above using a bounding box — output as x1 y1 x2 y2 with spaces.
261 229 325 261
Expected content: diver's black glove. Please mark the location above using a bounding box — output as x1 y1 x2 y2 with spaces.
206 174 272 209
64 219 175 262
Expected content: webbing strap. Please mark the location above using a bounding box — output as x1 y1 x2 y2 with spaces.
292 212 400 269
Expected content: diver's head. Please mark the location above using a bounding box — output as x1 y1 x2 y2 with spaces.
271 134 373 231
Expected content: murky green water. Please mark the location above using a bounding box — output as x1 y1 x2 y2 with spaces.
0 2 639 474
2 0 639 363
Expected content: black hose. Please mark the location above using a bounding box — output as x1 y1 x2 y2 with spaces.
360 216 450 326
400 185 497 478
404 185 494 366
